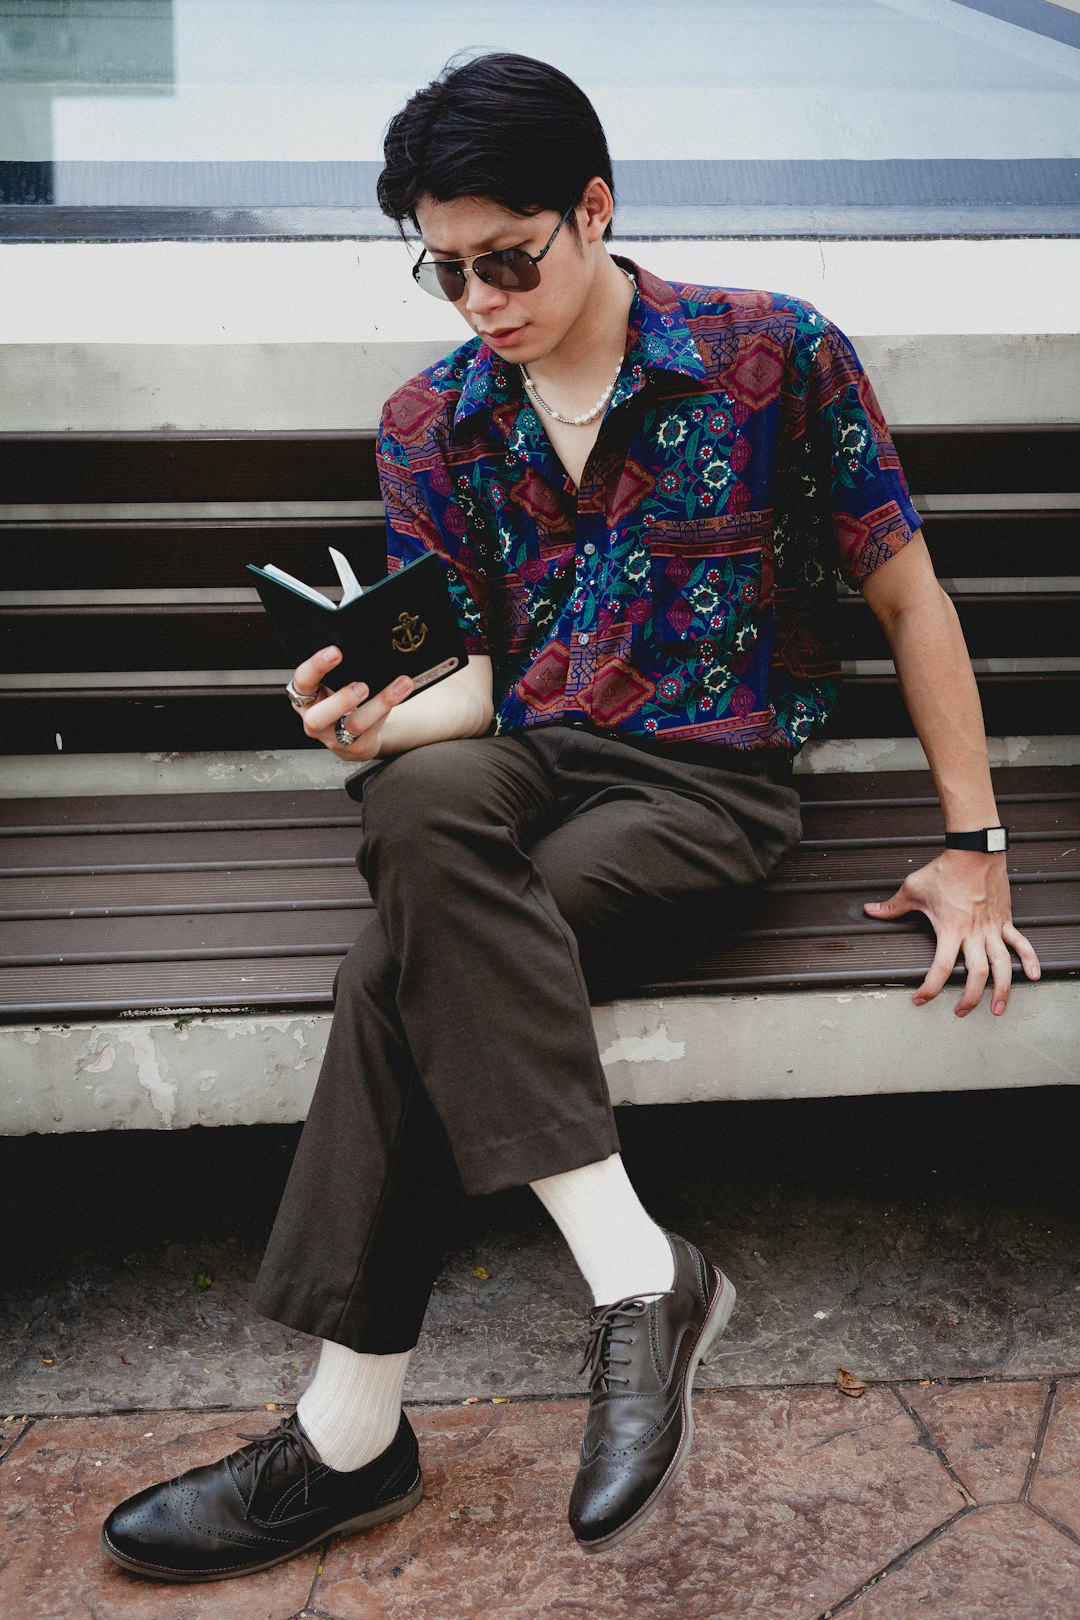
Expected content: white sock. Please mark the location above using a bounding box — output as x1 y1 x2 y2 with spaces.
296 1340 412 1473
530 1153 675 1306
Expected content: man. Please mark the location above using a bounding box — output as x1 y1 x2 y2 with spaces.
101 52 1039 1582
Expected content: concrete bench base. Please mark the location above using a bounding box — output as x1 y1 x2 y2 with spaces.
4 981 1076 1135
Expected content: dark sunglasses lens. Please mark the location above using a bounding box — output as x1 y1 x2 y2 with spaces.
474 248 541 291
414 260 467 302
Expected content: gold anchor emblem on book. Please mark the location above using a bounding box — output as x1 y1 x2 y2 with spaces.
391 610 428 654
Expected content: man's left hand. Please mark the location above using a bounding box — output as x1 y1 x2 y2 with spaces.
864 850 1041 1017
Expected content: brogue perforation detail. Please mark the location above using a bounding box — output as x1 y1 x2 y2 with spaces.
101 1409 423 1583
569 1234 736 1552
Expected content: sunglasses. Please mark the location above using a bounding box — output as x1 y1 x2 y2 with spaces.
411 203 576 303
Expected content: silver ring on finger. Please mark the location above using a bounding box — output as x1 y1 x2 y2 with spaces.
286 678 322 710
334 715 360 747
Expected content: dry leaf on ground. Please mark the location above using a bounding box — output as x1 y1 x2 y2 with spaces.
836 1365 868 1398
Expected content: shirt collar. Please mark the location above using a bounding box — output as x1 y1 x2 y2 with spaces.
451 257 707 434
615 257 708 399
453 341 518 430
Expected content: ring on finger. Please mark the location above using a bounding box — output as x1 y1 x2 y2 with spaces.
286 678 322 710
334 715 360 747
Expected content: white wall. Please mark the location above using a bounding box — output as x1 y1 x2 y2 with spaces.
2 237 1079 429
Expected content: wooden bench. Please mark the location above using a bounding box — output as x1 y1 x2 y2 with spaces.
2 428 1078 1132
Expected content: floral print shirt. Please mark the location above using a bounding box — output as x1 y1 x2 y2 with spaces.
377 258 920 751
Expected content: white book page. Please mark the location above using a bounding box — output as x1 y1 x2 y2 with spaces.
329 547 364 606
258 548 364 609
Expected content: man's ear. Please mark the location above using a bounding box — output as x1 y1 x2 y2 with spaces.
579 177 615 243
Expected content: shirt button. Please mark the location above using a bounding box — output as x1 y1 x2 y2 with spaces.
583 542 596 555
578 633 590 646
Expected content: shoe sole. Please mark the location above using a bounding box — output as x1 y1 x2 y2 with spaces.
99 1472 423 1584
577 1267 737 1554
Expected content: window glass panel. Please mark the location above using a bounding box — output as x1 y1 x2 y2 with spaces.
1 0 1077 233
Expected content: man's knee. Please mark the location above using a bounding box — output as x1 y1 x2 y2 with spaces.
359 737 513 864
356 740 477 882
332 915 396 1010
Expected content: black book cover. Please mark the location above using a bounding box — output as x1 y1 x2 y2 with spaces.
247 552 467 698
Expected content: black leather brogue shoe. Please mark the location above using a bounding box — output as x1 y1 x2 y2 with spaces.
101 1410 422 1582
569 1232 735 1552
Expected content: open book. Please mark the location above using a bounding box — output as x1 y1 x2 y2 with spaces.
247 549 467 698
257 546 367 609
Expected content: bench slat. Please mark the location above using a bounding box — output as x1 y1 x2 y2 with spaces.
3 918 1076 1020
6 671 1080 753
0 521 388 591
921 511 1079 578
796 765 1080 802
3 838 1076 930
0 865 362 915
3 427 1078 504
2 792 1076 872
5 590 1078 673
771 837 1079 886
2 510 1076 598
0 823 359 870
638 921 1080 993
828 674 1080 740
0 433 383 504
9 876 1079 968
2 770 1073 825
891 426 1080 496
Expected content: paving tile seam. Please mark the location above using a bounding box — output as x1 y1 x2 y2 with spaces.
0 1418 35 1465
812 1505 975 1620
1021 1375 1059 1501
8 1373 1075 1426
297 1547 329 1620
888 1384 978 1508
1025 1497 1080 1550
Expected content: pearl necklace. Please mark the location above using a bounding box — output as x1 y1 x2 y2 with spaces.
519 265 636 428
520 363 620 426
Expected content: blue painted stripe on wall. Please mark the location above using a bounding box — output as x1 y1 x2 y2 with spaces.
2 158 1079 210
956 0 1080 49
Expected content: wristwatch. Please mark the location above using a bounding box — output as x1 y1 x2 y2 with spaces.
944 826 1010 853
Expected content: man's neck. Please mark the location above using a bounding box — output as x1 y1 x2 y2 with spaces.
526 252 635 396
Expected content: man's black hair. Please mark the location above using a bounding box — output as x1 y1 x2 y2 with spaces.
377 52 614 241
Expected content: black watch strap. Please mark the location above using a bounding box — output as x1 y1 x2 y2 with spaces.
944 826 1009 853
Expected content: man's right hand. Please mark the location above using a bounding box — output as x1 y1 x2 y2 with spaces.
292 645 414 761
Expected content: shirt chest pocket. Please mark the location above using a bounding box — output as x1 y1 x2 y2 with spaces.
649 539 765 653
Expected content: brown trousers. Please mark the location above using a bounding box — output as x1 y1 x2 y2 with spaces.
252 724 801 1352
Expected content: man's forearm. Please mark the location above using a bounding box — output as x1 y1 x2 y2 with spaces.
880 583 999 830
375 655 494 757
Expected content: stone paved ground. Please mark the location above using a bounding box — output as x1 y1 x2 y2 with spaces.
2 1088 1078 1619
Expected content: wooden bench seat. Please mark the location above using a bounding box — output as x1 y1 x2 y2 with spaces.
2 426 1078 1130
2 768 1079 1021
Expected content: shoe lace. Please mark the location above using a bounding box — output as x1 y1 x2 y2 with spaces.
578 1296 650 1394
233 1418 318 1517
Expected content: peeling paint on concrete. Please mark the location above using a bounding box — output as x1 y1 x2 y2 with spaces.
2 986 1077 1134
599 1024 687 1067
1 1012 330 1133
123 1028 178 1127
796 736 909 775
80 1042 116 1074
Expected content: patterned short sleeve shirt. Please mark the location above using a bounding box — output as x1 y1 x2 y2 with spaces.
377 258 921 752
